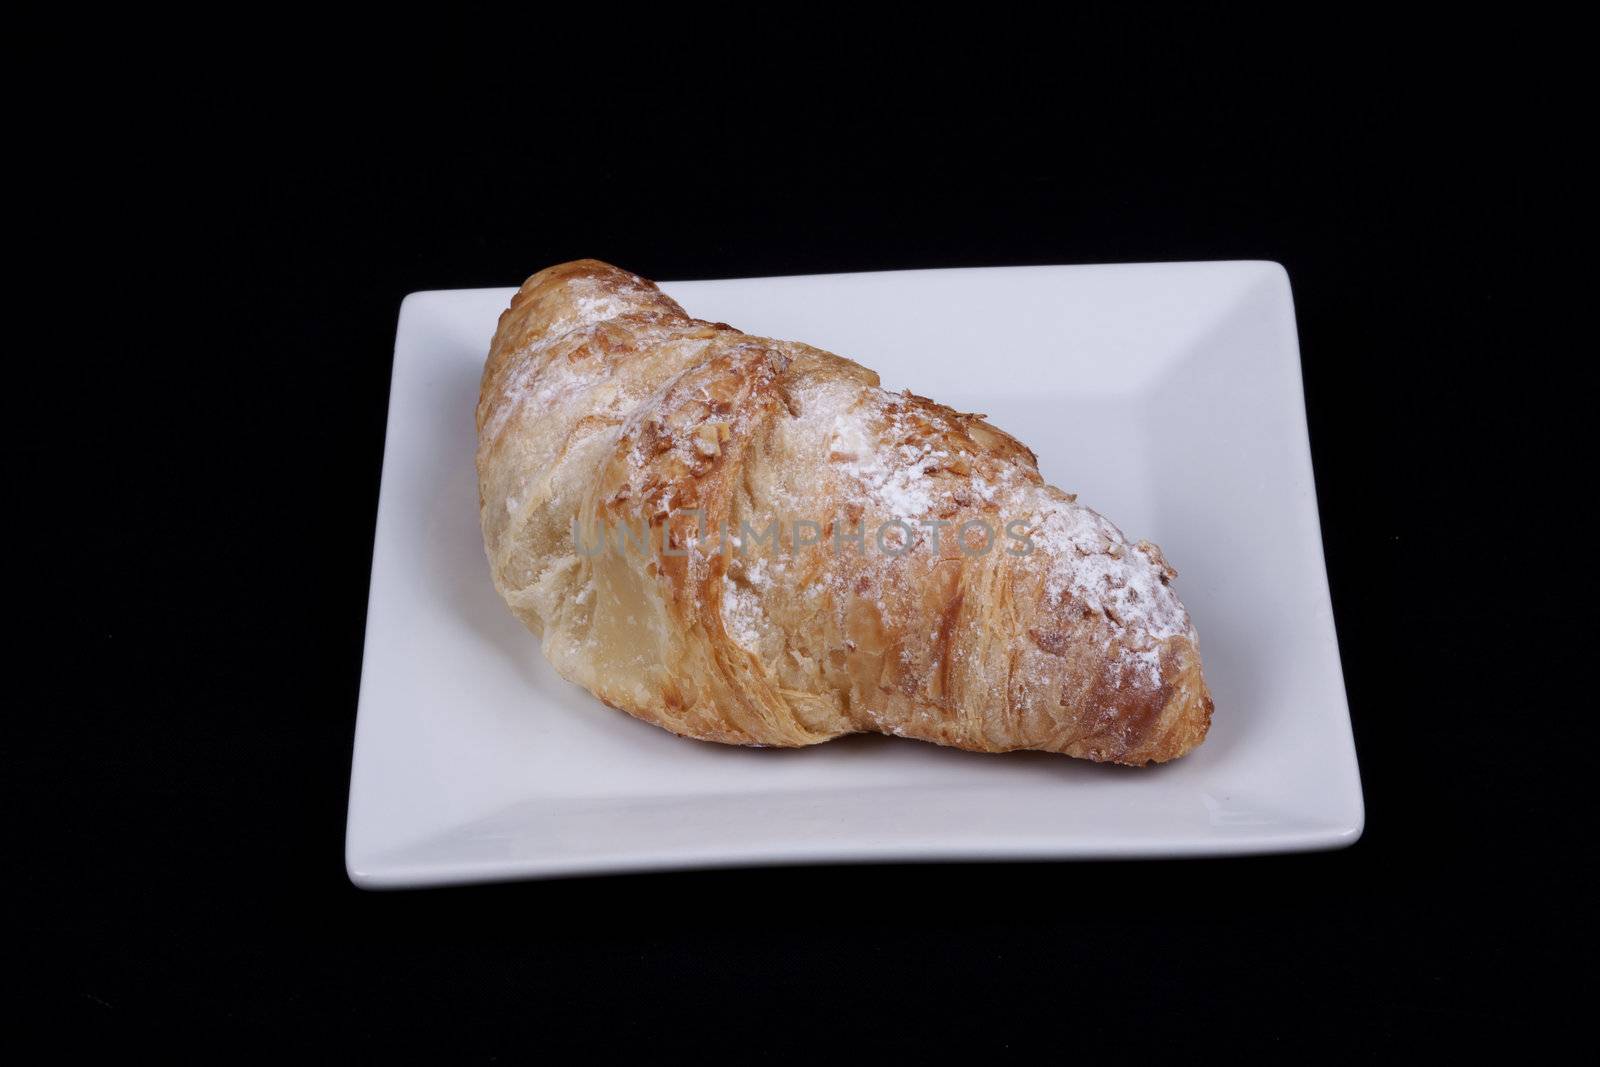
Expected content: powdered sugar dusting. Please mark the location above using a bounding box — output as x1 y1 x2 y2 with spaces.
1027 494 1190 642
798 375 1191 647
721 575 766 651
827 407 942 517
481 273 679 447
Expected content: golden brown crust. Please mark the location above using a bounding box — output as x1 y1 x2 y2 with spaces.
476 259 1213 764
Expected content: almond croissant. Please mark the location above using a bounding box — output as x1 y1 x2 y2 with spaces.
476 260 1212 764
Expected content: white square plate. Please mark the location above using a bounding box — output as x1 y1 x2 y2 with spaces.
346 262 1363 887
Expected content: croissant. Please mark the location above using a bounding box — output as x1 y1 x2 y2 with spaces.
476 260 1213 764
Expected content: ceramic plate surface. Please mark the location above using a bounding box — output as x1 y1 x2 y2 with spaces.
346 261 1363 887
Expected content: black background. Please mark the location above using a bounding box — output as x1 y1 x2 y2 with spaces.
21 23 1580 1058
